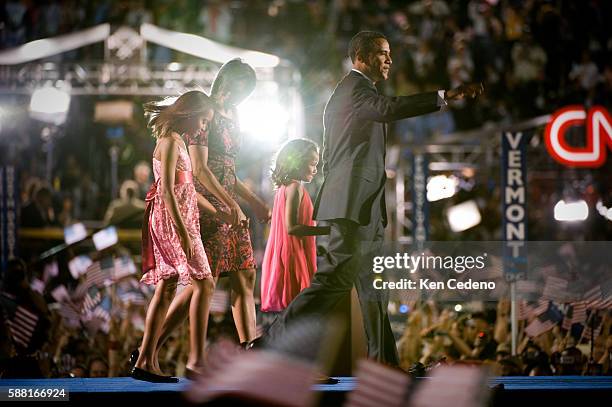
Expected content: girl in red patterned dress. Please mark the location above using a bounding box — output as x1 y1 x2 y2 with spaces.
261 139 330 312
132 91 227 382
155 59 269 354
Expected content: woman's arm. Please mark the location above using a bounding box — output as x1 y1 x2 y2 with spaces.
494 299 510 344
448 322 473 358
284 182 330 236
160 137 193 258
189 144 244 225
235 177 271 223
196 193 217 216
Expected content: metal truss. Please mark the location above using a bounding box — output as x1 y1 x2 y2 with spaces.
391 115 551 243
0 61 282 96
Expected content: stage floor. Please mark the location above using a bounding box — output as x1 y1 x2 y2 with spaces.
0 376 610 405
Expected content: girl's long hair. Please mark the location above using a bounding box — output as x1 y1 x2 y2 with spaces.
143 90 212 138
271 138 319 188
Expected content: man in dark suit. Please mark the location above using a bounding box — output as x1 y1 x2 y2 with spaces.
262 31 482 367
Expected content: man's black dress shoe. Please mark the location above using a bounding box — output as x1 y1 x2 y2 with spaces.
130 367 179 383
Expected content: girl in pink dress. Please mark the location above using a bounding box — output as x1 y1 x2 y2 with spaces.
132 91 219 383
261 139 330 312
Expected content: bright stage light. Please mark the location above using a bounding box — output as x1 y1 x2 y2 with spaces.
596 200 612 221
427 175 458 202
446 200 481 232
238 99 289 145
454 304 463 312
29 85 71 125
554 199 588 222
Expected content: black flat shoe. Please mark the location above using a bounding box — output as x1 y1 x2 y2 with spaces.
129 349 139 369
316 376 339 385
130 367 179 383
184 367 202 380
245 336 265 351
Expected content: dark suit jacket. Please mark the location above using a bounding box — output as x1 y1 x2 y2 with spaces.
313 70 441 227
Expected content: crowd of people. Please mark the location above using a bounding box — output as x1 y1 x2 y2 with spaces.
2 0 611 243
1 0 611 380
397 300 612 376
2 246 611 379
0 253 239 378
2 1 611 136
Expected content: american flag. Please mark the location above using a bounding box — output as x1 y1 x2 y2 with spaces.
583 285 603 308
72 281 89 300
542 276 568 302
580 311 603 342
529 300 550 319
84 257 114 289
561 303 586 330
582 322 602 341
525 317 556 338
5 305 39 348
409 365 490 407
600 294 612 310
600 280 612 309
345 359 410 407
81 290 102 315
119 291 146 306
543 302 564 323
56 301 81 328
93 306 110 322
112 255 137 281
517 300 530 321
83 296 111 334
185 342 317 407
571 302 587 324
68 255 93 280
516 280 540 301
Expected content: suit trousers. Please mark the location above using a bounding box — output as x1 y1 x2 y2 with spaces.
266 189 399 366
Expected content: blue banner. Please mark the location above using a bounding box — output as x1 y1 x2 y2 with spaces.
501 132 528 280
1 166 19 274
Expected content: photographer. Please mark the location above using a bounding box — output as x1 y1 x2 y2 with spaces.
448 312 498 361
521 341 553 376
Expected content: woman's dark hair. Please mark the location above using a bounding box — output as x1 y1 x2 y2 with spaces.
348 31 387 63
271 138 319 188
143 90 212 139
210 58 256 102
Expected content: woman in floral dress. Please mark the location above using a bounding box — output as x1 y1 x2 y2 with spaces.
156 59 270 355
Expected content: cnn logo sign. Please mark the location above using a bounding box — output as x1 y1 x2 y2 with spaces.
544 105 612 167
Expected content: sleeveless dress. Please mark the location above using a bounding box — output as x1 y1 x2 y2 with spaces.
184 111 256 277
260 183 317 312
140 145 212 286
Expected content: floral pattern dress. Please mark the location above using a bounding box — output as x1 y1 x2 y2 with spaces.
141 146 212 285
184 111 256 277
